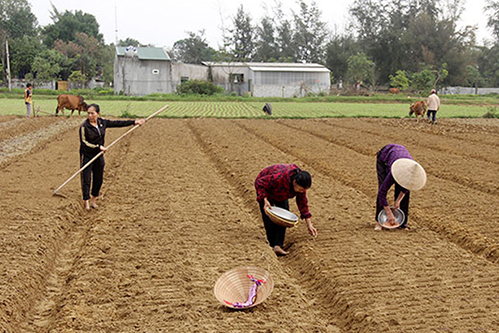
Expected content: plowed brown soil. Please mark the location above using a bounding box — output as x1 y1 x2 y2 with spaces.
1 115 499 332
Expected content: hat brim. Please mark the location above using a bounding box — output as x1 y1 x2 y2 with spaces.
391 158 426 191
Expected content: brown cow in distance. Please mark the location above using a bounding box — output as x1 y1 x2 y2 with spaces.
55 94 88 116
389 87 400 94
409 100 427 120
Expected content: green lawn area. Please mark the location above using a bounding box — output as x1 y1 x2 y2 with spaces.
1 98 490 118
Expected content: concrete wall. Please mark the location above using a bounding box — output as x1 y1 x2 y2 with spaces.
253 84 330 98
171 63 208 88
114 56 173 96
441 86 499 95
210 66 252 95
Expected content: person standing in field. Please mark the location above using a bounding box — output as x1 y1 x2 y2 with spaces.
79 103 145 211
375 144 427 230
24 83 32 118
427 89 440 124
255 164 317 256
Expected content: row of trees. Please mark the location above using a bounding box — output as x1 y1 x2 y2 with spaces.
2 0 499 91
0 0 116 87
170 0 499 91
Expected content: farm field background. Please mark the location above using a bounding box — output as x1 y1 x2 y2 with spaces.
0 97 490 118
0 114 499 332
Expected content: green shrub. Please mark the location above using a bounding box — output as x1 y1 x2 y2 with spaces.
483 106 499 118
177 80 224 96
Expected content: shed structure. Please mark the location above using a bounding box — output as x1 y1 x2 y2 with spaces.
203 62 331 97
114 46 206 96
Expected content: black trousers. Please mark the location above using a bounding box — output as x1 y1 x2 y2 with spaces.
259 199 289 248
376 148 410 227
80 153 105 200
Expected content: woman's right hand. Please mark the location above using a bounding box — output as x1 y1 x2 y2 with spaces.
99 145 108 153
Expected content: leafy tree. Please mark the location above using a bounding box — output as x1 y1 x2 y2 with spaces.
0 0 38 79
228 5 255 61
254 16 278 62
172 30 216 64
68 70 87 88
349 0 470 85
346 52 376 87
292 0 328 63
42 6 103 47
325 33 361 82
7 35 42 78
0 0 38 39
411 68 435 93
389 70 411 90
118 38 142 47
100 44 115 85
53 32 101 80
465 65 483 93
485 0 499 41
476 44 499 86
274 5 296 62
31 48 67 83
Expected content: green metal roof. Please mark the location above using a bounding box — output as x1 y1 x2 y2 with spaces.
116 46 171 61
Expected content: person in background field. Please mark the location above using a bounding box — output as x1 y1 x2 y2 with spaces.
24 83 32 118
255 164 317 256
427 89 440 124
375 144 427 230
79 103 145 211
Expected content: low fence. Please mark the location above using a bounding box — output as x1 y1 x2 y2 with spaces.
440 86 499 95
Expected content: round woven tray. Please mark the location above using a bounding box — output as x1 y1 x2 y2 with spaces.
265 207 299 228
214 266 274 309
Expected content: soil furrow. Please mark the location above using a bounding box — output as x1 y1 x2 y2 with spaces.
185 118 499 331
234 119 499 263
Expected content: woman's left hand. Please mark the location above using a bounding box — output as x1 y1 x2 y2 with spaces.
135 119 145 126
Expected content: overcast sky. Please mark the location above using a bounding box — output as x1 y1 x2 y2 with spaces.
29 0 492 48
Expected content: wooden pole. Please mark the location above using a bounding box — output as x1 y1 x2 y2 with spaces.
53 105 168 196
6 40 11 92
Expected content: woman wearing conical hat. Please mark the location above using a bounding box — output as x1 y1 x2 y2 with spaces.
375 144 427 230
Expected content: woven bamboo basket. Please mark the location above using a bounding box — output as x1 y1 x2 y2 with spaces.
265 206 299 228
214 266 274 309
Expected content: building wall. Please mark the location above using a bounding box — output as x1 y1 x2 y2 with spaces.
114 56 173 96
440 86 499 95
251 71 330 97
210 66 252 95
253 84 330 98
171 63 208 88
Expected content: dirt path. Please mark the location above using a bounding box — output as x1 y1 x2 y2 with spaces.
0 116 498 332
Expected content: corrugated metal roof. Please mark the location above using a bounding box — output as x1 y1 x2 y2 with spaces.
249 66 330 73
202 61 328 70
116 46 170 61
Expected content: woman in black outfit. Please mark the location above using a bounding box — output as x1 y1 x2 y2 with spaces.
79 103 144 210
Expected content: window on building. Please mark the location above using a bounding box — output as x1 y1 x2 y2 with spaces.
229 73 244 83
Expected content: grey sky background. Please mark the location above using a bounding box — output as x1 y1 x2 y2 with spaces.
29 0 491 48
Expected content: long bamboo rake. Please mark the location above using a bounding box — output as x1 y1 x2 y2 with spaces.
53 105 169 196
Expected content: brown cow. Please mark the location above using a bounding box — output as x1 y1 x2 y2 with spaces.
409 100 427 120
55 94 88 116
389 87 400 94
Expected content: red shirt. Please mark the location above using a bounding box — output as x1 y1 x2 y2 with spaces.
255 164 311 219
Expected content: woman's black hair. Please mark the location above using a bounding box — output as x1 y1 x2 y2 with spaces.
292 170 312 189
87 103 100 113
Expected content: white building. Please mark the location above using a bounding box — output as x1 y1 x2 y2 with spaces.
204 62 331 97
